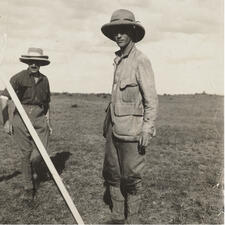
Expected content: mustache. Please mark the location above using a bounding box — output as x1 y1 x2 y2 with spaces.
30 65 39 69
116 39 124 42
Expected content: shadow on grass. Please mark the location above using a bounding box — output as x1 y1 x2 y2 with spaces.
51 151 72 174
36 151 72 182
0 170 21 182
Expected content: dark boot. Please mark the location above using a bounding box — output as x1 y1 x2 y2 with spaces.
108 186 125 224
125 193 141 224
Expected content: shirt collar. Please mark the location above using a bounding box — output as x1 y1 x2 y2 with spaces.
27 69 43 81
115 42 135 57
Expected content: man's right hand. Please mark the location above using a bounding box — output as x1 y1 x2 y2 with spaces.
4 120 13 135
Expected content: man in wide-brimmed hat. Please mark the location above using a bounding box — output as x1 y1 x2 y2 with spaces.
0 47 52 203
101 9 158 223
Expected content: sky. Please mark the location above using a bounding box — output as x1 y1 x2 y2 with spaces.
0 0 223 95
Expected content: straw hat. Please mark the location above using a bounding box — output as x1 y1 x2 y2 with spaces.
19 48 50 66
101 9 145 43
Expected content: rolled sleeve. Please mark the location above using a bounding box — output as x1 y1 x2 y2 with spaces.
1 88 10 98
136 55 158 134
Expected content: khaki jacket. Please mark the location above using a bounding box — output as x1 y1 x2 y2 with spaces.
104 44 158 141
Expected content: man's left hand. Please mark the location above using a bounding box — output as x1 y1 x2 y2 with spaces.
48 125 53 135
139 132 152 147
46 120 53 135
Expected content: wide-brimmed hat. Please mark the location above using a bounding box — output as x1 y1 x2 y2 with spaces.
101 9 145 43
19 48 50 66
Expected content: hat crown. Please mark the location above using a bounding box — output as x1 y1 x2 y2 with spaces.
101 9 145 43
27 47 43 56
20 47 50 66
110 9 135 23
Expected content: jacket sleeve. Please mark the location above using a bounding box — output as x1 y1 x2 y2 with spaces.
136 55 158 135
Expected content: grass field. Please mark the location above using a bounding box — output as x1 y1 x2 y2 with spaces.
0 93 223 224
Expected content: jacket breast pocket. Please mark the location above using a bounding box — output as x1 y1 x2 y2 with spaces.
120 80 139 103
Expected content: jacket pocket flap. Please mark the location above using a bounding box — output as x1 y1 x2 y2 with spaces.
114 103 143 116
120 80 137 89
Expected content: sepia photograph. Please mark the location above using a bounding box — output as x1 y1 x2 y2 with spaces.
0 0 223 224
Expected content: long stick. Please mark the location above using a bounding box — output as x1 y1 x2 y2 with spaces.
0 35 84 225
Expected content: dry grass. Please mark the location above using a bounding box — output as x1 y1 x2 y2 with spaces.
0 93 223 224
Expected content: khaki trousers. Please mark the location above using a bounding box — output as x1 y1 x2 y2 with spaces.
103 121 145 197
13 105 50 190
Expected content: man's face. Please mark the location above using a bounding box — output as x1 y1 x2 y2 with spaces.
113 27 133 49
28 62 40 74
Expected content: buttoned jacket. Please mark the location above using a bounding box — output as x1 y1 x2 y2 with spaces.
106 43 158 141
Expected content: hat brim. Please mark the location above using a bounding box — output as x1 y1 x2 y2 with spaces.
21 54 49 59
19 56 50 66
101 22 145 43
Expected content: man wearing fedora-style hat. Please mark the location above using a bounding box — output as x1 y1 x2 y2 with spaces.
101 9 158 224
0 47 52 203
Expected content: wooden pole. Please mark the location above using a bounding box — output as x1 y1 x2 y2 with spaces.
0 36 84 224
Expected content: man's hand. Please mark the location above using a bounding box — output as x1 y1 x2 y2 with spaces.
3 120 13 135
48 125 53 135
45 107 52 135
139 132 152 147
138 129 155 155
46 120 53 135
